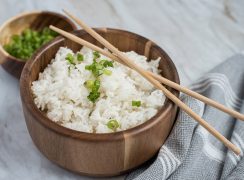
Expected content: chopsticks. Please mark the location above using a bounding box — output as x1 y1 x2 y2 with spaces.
49 11 242 155
61 11 244 121
50 26 244 122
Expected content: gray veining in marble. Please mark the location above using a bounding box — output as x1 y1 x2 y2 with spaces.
0 0 243 179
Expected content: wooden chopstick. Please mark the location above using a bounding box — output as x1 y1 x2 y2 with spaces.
51 11 241 155
150 74 244 120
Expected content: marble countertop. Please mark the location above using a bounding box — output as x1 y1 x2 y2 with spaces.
0 0 243 179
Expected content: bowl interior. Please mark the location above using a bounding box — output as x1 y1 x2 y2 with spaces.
0 11 76 53
22 28 179 137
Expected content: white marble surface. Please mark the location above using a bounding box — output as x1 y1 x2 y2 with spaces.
0 0 243 179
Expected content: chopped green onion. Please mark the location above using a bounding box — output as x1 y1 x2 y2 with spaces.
65 53 75 65
85 57 114 102
3 27 57 61
87 79 101 103
101 60 113 68
93 79 100 91
77 53 84 61
84 80 94 89
132 100 141 107
87 91 100 103
85 59 114 77
99 60 106 64
107 119 119 131
93 51 100 59
96 64 104 70
85 65 92 70
85 61 103 77
103 69 112 75
99 59 113 67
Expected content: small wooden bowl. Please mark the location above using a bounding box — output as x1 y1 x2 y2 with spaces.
20 29 180 177
0 11 77 78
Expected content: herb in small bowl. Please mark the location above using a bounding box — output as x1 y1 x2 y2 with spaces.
3 27 58 61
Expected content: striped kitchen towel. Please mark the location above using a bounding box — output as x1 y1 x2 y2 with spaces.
126 54 244 180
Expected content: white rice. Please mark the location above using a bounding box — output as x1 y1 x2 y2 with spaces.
31 47 165 133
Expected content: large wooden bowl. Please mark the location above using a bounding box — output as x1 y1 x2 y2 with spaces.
20 29 180 177
0 11 77 78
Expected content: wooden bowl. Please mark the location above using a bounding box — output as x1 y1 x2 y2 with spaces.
0 11 77 78
20 29 180 177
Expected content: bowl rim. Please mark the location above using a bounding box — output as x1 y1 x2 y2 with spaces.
0 10 77 63
20 28 180 142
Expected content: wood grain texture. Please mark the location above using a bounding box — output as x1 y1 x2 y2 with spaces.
20 29 180 176
0 11 77 78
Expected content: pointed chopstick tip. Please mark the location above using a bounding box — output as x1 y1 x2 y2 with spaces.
49 25 54 29
62 9 71 17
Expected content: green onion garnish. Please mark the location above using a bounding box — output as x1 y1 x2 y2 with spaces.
65 53 75 65
84 80 94 89
100 60 113 68
85 59 113 77
85 62 102 77
132 100 141 107
87 91 100 103
84 54 114 102
107 119 119 131
103 69 112 76
87 79 101 103
3 27 57 61
93 51 100 59
77 53 84 61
